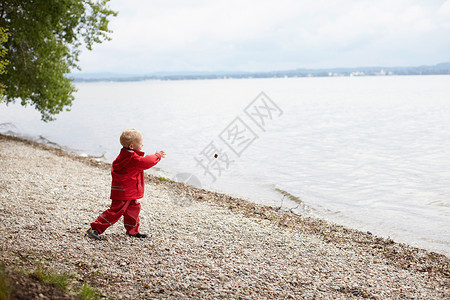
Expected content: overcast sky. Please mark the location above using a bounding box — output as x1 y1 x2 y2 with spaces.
76 0 450 74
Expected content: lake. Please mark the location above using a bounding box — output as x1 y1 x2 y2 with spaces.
1 75 449 255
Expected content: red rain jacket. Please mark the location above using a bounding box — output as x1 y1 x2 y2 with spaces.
110 148 162 200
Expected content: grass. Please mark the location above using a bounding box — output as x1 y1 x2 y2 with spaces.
31 262 102 300
78 282 101 300
31 262 103 299
0 263 11 300
31 261 70 291
0 260 102 300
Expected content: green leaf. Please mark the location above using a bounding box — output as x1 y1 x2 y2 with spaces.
0 0 117 121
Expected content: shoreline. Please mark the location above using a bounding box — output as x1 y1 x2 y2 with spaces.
1 134 449 298
6 130 448 257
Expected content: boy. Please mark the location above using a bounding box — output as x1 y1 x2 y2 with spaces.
87 128 165 239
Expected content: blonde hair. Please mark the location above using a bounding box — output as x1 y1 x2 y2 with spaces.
120 128 142 148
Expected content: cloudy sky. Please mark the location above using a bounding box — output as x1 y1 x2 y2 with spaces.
76 0 450 74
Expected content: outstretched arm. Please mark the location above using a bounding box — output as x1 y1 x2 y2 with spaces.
136 151 165 170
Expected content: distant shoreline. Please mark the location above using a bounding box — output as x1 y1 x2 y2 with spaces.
71 62 450 82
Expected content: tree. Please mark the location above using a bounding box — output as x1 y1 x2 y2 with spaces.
0 0 117 121
0 27 10 99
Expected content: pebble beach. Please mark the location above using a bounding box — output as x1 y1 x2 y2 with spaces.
0 134 448 299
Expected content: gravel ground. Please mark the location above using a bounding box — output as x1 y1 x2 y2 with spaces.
0 134 448 299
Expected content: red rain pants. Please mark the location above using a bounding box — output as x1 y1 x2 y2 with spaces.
90 200 141 235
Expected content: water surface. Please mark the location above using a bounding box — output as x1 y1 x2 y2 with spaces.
1 75 449 255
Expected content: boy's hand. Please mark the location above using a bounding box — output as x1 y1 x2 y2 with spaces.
157 150 166 158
